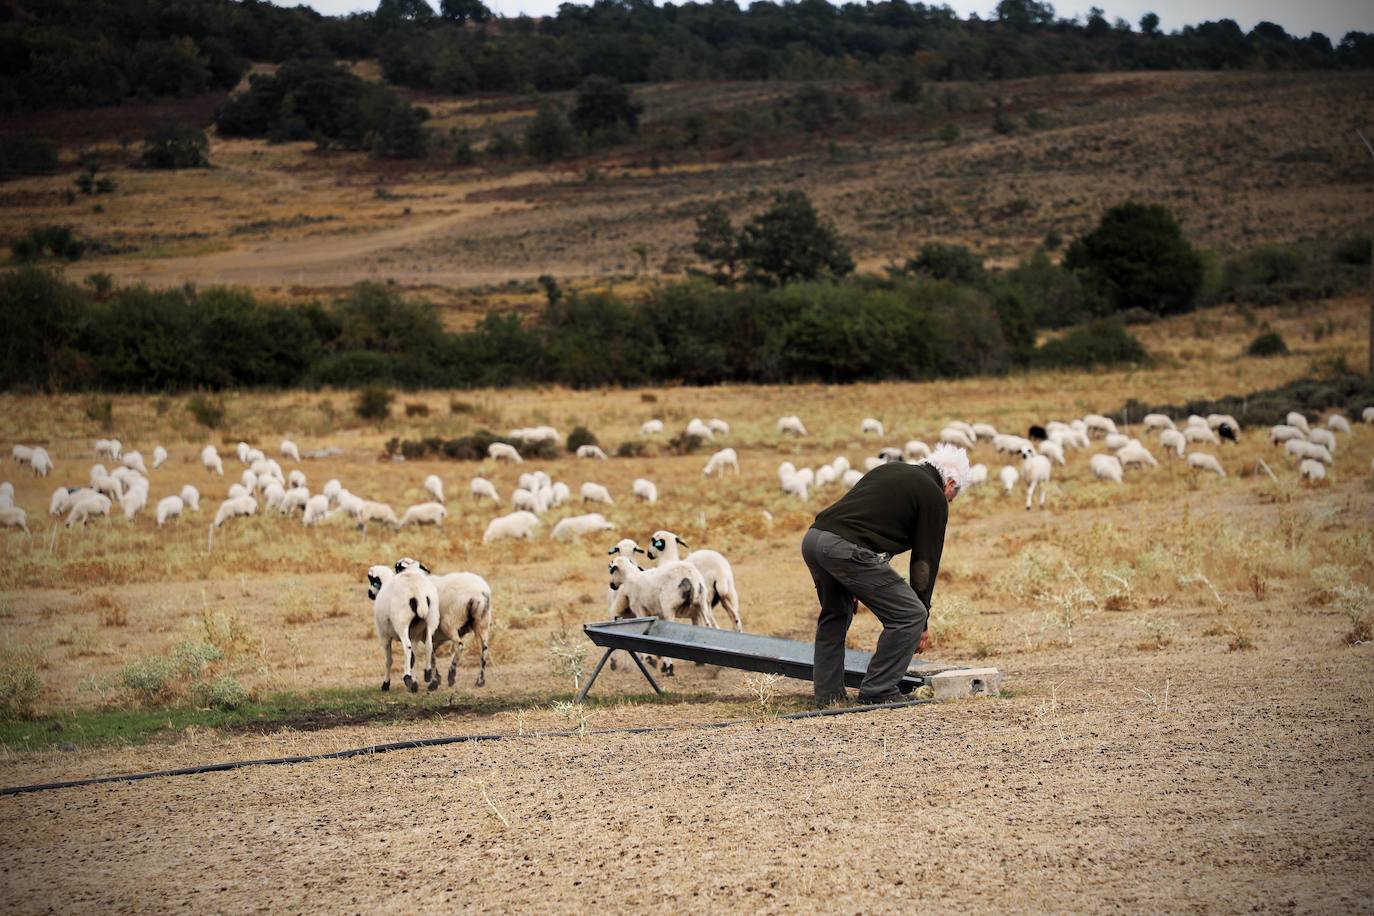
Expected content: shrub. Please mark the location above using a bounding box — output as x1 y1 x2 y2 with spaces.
571 76 642 137
566 425 598 452
525 103 576 162
1247 331 1289 357
1033 319 1148 368
938 122 960 142
186 394 226 429
615 440 646 458
668 432 704 454
11 224 86 261
737 191 854 286
1064 202 1204 317
355 384 394 421
83 397 114 431
118 655 178 702
404 402 430 417
486 130 520 159
0 135 59 182
0 654 41 721
385 431 558 461
197 674 250 710
140 122 210 169
904 242 984 285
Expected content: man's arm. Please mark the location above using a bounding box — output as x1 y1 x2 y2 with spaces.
908 486 948 612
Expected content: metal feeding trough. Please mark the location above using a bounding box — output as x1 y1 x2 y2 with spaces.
575 617 994 703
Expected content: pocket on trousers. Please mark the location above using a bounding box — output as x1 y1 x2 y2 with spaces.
820 536 857 561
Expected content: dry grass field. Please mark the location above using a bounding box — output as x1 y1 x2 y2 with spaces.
3 69 1370 325
0 295 1371 910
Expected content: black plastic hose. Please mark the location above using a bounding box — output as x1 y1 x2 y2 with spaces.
0 697 931 797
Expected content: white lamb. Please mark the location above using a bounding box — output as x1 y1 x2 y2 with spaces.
646 530 742 631
1287 440 1333 465
49 486 76 516
1083 414 1117 437
1116 441 1159 469
580 482 613 505
94 439 122 461
708 418 730 436
1037 439 1065 465
1159 429 1186 458
280 439 301 463
488 442 523 463
999 465 1019 494
1187 453 1226 477
179 484 200 512
152 446 168 470
577 444 609 460
482 511 540 543
972 423 998 442
633 478 658 503
904 440 931 461
1090 453 1124 484
780 472 809 500
1327 414 1351 434
323 479 342 503
1102 433 1129 451
685 418 714 439
1018 446 1052 511
29 448 52 477
841 469 862 489
279 487 310 516
1299 459 1326 483
863 456 884 472
1285 411 1310 434
66 492 112 527
1363 407 1374 424
302 494 330 526
358 500 400 529
120 486 148 521
1207 414 1240 434
703 448 739 477
369 563 441 693
608 555 712 632
201 446 223 476
1185 425 1219 445
424 474 445 504
552 513 614 540
939 426 975 448
212 494 257 528
261 483 284 511
1143 413 1175 431
122 451 148 475
777 415 807 437
861 418 884 437
815 465 837 488
551 481 571 506
375 562 495 689
640 419 664 436
1308 428 1337 453
0 503 29 535
1269 424 1305 444
399 502 447 528
470 477 499 503
288 469 307 490
156 495 184 527
831 456 851 475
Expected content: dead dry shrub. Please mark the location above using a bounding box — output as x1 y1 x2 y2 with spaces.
0 651 42 720
1134 616 1176 651
404 402 430 418
92 591 128 627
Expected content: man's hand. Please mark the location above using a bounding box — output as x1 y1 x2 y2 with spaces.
916 628 931 654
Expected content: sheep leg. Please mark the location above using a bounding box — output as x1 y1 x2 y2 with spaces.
447 634 463 687
474 616 490 688
424 617 440 692
718 587 743 632
1025 479 1036 511
1039 482 1046 508
399 630 418 693
380 635 393 691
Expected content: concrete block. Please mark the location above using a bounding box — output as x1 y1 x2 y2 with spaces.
930 667 1002 700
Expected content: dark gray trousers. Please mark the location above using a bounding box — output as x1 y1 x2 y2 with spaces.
802 527 929 705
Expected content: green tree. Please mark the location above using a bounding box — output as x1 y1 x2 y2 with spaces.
1139 11 1160 35
570 76 642 137
736 192 854 286
692 203 739 286
1063 202 1203 316
440 0 491 22
140 122 210 169
524 103 575 162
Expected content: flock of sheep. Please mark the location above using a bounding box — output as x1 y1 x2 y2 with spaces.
3 404 1371 690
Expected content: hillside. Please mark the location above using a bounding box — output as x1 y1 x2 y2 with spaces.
2 68 1370 325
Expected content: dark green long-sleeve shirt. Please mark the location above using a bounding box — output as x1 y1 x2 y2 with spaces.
810 461 948 610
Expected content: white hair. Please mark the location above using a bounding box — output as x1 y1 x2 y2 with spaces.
922 443 972 493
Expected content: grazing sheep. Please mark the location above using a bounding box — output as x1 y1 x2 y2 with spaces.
580 482 613 505
1327 414 1352 434
1185 425 1219 446
509 426 560 445
488 442 523 463
227 482 250 501
877 447 904 463
607 555 713 672
0 505 29 535
511 487 545 515
1187 452 1226 477
236 442 250 464
576 444 609 460
423 474 445 504
1207 414 1241 434
287 469 307 490
358 500 400 530
639 419 664 436
1299 459 1327 483
645 531 742 631
1090 454 1124 484
94 439 122 461
262 483 285 511
370 563 441 693
552 513 614 540
399 501 447 528
276 487 307 516
152 446 168 470
213 494 258 528
1103 432 1129 451
201 446 224 476
1308 428 1337 453
482 511 540 543
407 565 493 689
120 486 148 521
999 465 1019 494
1286 411 1310 434
708 418 730 436
280 439 301 463
777 415 808 436
302 494 330 526
66 492 113 527
633 478 658 503
1159 428 1186 458
121 451 148 475
180 485 200 512
972 423 998 441
780 470 810 500
1116 441 1159 469
841 468 863 489
685 418 715 439
50 486 81 516
156 495 184 527
861 418 884 437
939 426 975 448
1018 446 1052 511
1362 407 1374 424
26 447 52 477
1037 439 1066 465
968 464 989 487
470 477 499 503
1143 413 1175 431
815 465 837 488
0 482 11 505
323 479 342 503
1083 414 1117 437
1287 440 1333 465
703 447 739 477
904 440 931 461
1270 424 1306 444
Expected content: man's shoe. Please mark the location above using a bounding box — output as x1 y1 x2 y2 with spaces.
815 693 850 709
856 691 906 705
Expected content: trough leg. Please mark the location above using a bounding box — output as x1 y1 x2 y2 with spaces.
627 650 665 696
574 648 615 704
